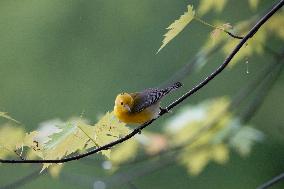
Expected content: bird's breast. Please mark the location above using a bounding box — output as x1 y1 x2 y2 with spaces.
114 103 160 124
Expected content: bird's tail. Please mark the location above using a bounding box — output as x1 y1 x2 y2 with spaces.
164 82 182 94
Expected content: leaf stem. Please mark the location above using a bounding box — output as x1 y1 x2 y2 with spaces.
194 16 244 39
77 125 100 147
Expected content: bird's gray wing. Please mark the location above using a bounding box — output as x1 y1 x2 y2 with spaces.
131 88 164 113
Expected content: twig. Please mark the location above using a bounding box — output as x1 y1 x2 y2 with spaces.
194 16 244 39
256 172 284 189
0 0 283 164
114 50 284 167
107 59 284 187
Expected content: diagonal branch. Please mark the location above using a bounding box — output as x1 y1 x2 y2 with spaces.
256 172 284 189
0 0 283 164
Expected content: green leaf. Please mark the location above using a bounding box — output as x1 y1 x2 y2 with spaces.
157 5 195 53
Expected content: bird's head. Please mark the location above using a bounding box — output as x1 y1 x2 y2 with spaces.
114 93 134 113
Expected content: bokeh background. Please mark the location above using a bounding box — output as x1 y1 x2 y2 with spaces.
0 0 283 188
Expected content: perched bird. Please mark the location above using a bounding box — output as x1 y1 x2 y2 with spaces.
114 82 182 124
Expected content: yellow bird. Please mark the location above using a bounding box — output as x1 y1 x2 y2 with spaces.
114 82 182 124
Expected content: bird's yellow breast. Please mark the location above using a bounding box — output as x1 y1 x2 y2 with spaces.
114 103 160 125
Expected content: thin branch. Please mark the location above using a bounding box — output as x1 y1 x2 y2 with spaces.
114 51 284 167
224 30 244 39
256 172 284 189
107 59 284 187
0 0 283 164
194 16 244 39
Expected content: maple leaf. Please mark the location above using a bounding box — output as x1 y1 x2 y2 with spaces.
157 5 195 53
40 112 129 172
0 124 25 158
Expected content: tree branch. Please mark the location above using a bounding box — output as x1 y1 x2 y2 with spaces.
0 0 283 164
256 172 284 189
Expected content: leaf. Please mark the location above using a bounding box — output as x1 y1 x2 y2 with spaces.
179 143 229 175
39 112 129 172
22 131 45 159
230 126 264 157
165 97 231 146
210 23 233 44
180 147 210 175
202 19 250 54
0 124 25 158
110 138 139 170
43 122 77 150
197 0 227 16
248 0 259 11
49 164 64 178
222 29 266 66
90 112 130 158
40 119 94 171
265 12 284 40
211 143 229 164
157 5 195 53
0 112 19 123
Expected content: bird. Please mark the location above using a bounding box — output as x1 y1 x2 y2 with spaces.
114 82 182 124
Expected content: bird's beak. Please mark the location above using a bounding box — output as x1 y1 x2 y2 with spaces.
124 105 131 112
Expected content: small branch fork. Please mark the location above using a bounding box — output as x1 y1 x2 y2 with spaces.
0 0 283 164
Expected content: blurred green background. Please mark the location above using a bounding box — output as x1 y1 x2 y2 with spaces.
0 0 283 188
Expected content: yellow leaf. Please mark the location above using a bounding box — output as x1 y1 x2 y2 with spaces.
166 97 230 146
157 5 195 53
212 144 229 164
222 29 266 66
110 138 139 170
198 0 227 16
92 112 129 149
180 147 210 175
18 131 45 159
248 0 259 11
49 164 64 178
0 124 25 158
179 143 229 175
41 120 93 171
265 12 284 40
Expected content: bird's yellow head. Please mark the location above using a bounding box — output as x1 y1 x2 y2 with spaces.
114 93 134 114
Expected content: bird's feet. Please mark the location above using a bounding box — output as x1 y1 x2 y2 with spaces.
159 107 170 115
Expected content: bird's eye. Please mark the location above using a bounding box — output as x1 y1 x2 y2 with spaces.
120 102 124 105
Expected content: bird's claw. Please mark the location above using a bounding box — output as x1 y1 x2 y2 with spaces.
159 107 170 114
